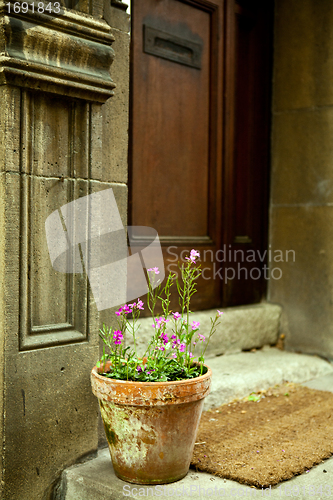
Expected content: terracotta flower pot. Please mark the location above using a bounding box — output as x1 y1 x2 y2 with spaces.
91 363 212 484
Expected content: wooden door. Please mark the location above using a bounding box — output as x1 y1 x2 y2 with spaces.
129 0 224 312
129 0 273 311
222 0 273 306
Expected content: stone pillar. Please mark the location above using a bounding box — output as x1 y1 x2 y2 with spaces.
0 1 129 498
269 0 333 360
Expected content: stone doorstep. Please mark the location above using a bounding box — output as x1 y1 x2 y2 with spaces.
203 347 333 410
126 302 282 357
58 348 333 500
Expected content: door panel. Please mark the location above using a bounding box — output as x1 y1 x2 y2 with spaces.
222 0 273 306
130 0 224 313
130 0 273 311
132 3 210 237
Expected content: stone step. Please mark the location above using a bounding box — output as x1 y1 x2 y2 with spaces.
128 303 282 357
204 346 333 409
56 348 333 500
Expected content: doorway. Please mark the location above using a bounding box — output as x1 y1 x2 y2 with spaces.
129 0 273 311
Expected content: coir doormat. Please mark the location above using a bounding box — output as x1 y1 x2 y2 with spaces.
191 383 333 487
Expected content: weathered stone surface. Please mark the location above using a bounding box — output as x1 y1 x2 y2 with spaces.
59 446 333 500
204 347 333 410
303 372 333 392
89 181 128 448
90 181 128 228
0 170 101 499
21 92 91 179
0 86 21 172
0 171 5 496
125 303 281 357
104 3 131 33
111 0 129 14
270 0 333 364
59 351 333 500
0 0 129 495
268 206 333 361
271 108 333 205
5 344 99 500
274 0 333 111
0 4 116 102
24 176 87 329
102 11 130 183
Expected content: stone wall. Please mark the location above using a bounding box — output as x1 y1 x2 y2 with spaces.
268 0 333 361
0 1 129 498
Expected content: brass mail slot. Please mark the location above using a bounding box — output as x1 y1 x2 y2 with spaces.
143 25 203 70
234 235 252 244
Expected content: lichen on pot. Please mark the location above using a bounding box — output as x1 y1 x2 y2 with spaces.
91 364 212 484
90 250 223 484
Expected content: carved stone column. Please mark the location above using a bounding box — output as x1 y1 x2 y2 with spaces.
0 1 129 498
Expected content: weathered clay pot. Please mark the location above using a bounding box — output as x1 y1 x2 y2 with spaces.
91 363 212 484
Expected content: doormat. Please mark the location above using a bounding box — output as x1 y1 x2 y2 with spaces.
191 383 333 487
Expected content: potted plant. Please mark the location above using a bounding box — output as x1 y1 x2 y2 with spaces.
90 250 223 485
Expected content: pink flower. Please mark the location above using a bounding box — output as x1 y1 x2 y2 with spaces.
116 304 133 316
185 249 200 264
217 310 223 317
171 334 177 340
179 343 186 353
191 321 200 331
173 312 181 321
198 333 205 342
153 317 170 329
115 305 128 316
171 353 177 359
147 267 160 275
160 333 169 345
113 330 123 345
189 352 193 358
137 299 144 310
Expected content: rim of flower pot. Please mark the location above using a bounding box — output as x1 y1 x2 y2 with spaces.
91 362 212 406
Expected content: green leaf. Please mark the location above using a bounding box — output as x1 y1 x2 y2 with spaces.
248 393 261 402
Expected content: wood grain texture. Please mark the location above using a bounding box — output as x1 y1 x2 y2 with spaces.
130 0 273 310
130 0 223 313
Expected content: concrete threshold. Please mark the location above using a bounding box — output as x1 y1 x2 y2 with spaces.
58 348 333 500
